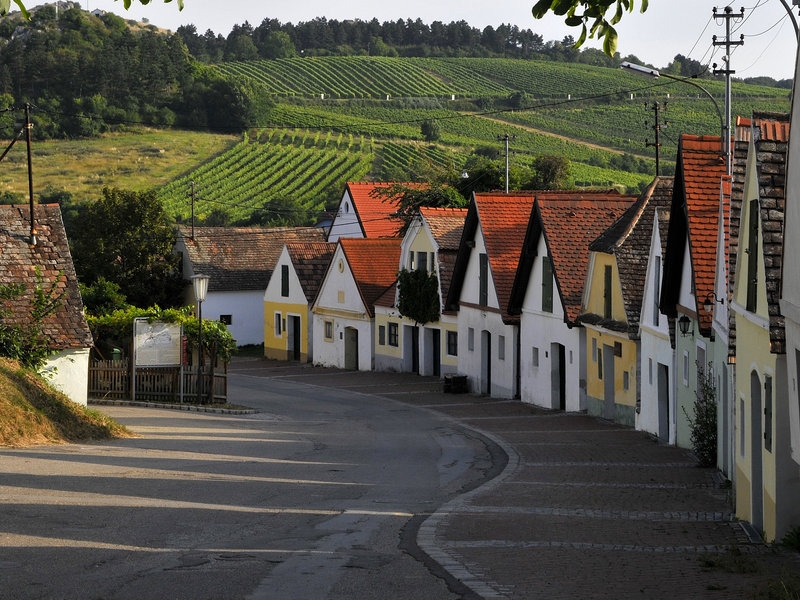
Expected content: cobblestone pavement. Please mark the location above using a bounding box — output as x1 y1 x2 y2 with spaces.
229 359 800 600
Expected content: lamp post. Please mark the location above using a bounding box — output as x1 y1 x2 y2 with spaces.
620 61 728 176
192 274 210 404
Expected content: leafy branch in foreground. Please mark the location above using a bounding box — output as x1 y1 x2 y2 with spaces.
0 0 183 20
531 0 650 55
0 268 67 370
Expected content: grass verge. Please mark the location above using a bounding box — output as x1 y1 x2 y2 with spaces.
0 358 134 447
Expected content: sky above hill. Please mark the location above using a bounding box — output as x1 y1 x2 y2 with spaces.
78 0 799 80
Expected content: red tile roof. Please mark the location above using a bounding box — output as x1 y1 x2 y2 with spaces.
679 134 730 332
585 177 674 333
475 191 634 323
0 204 92 350
537 192 638 323
420 207 467 250
473 192 539 322
285 242 336 304
339 238 401 316
346 182 427 239
421 207 467 305
178 226 326 292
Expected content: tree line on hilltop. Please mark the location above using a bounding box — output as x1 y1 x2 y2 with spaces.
0 3 273 138
175 16 792 89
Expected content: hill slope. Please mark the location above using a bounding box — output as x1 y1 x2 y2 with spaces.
0 359 132 447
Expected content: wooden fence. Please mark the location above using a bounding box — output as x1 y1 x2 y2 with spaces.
89 358 227 404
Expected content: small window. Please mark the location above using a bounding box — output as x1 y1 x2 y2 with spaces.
274 313 282 337
378 325 386 346
532 347 539 367
220 314 232 326
418 251 427 273
468 327 475 351
603 264 613 319
683 351 689 387
498 335 505 360
479 253 488 306
592 337 597 362
653 256 661 326
597 347 603 379
569 350 573 364
648 358 653 385
446 331 458 356
623 371 629 391
324 320 333 341
388 322 398 347
344 201 350 213
542 256 553 313
281 264 289 297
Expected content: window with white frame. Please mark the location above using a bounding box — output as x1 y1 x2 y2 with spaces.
324 320 333 341
468 327 474 351
274 313 282 337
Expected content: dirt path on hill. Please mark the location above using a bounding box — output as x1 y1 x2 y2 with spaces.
465 112 652 161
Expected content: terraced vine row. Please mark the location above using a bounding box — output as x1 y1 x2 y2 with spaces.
215 56 459 98
157 129 373 225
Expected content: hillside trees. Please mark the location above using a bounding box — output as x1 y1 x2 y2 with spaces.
69 188 184 309
0 7 268 137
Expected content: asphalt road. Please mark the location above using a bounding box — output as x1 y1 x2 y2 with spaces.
0 371 492 600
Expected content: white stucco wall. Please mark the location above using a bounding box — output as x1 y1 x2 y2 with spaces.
311 246 373 371
779 45 800 467
455 227 517 397
326 189 362 242
638 214 675 442
41 348 91 406
203 290 265 346
519 235 584 411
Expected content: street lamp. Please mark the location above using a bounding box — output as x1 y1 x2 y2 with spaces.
677 314 692 337
620 61 728 175
192 274 210 404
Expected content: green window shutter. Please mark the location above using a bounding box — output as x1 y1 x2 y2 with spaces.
542 256 553 313
281 264 289 297
479 253 488 306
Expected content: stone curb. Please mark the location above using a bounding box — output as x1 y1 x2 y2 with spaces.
88 398 258 415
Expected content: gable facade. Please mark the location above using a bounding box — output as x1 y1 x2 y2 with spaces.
373 209 463 377
638 208 675 443
731 115 799 542
176 226 325 346
0 204 93 405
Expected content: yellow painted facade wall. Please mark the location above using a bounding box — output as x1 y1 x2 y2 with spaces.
585 329 638 408
583 253 637 424
263 300 310 362
585 253 627 322
734 313 779 541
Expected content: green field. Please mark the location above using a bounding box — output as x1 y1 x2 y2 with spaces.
0 56 786 226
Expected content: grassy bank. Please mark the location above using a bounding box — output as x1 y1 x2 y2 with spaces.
0 358 133 447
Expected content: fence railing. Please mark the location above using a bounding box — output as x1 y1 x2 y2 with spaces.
89 359 227 404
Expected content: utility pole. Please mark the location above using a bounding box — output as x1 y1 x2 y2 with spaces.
24 103 35 245
497 133 514 193
644 100 667 177
713 6 744 177
189 181 196 240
